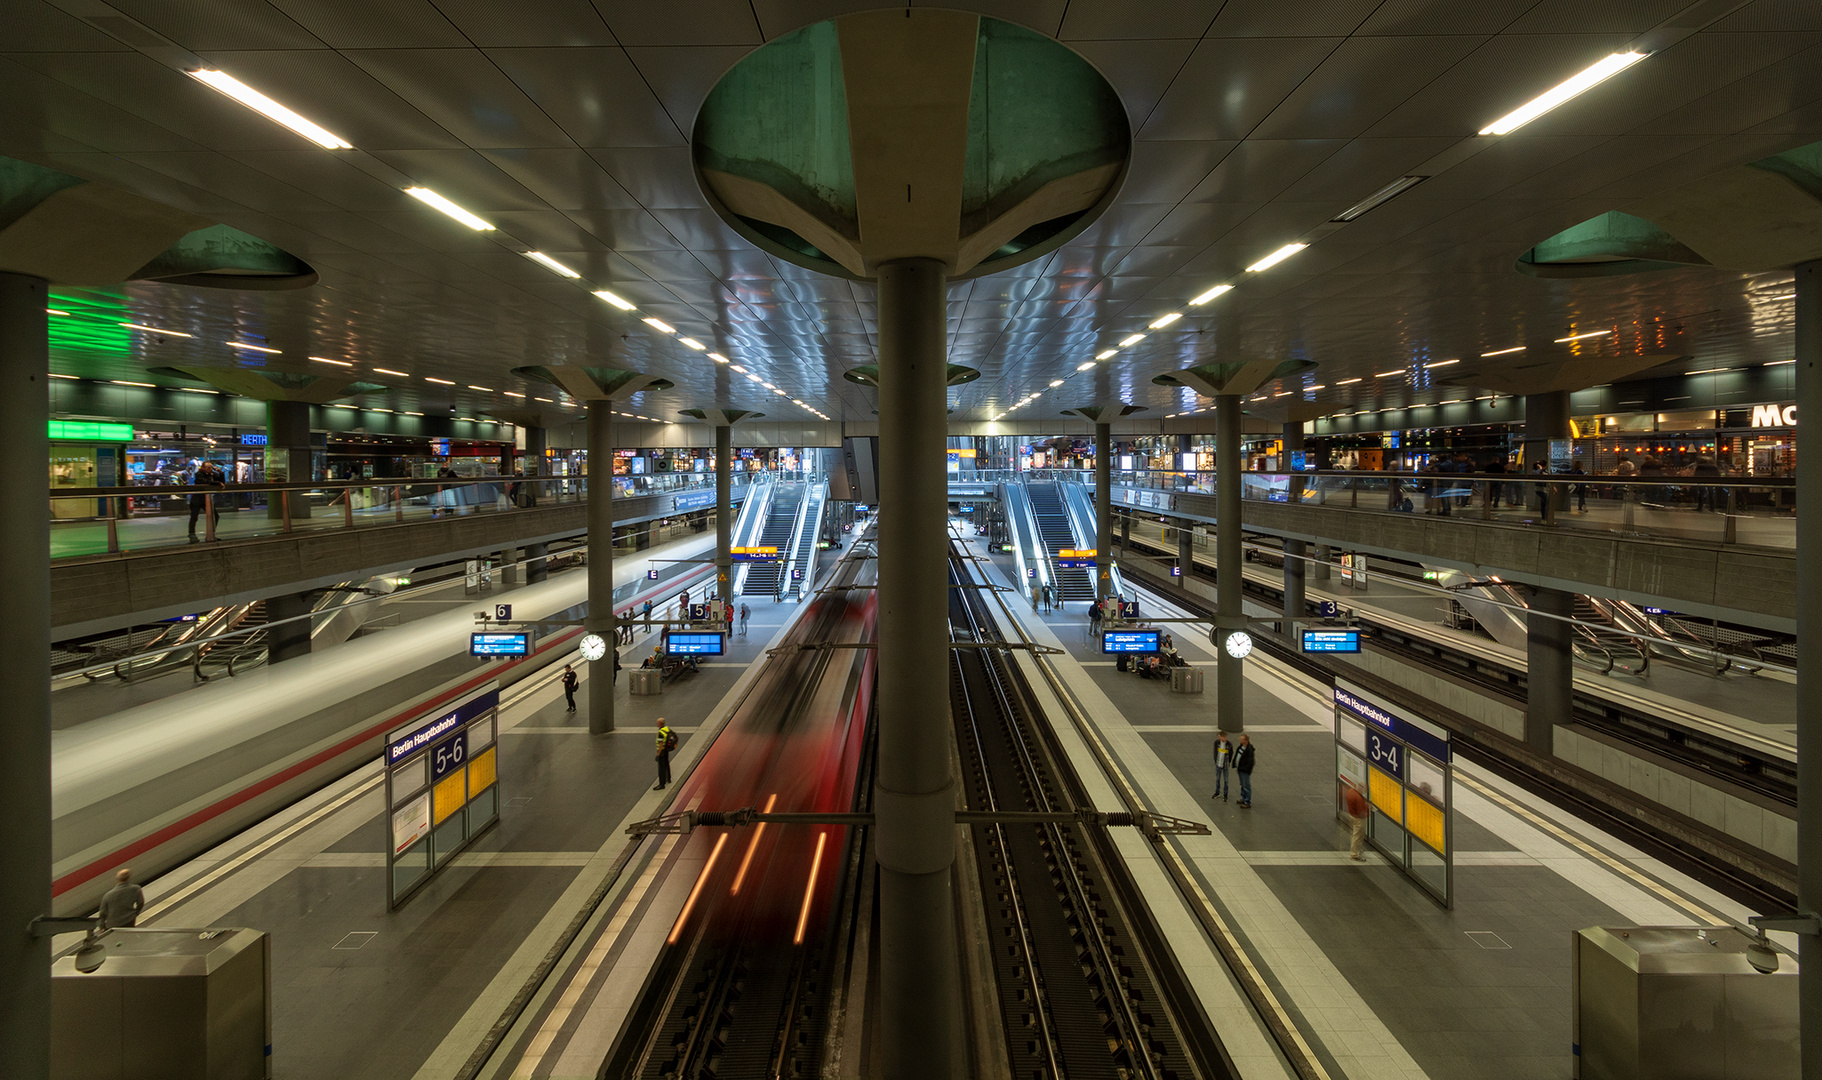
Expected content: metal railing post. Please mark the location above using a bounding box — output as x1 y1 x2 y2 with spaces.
204 493 217 542
343 487 355 528
106 514 119 554
1724 486 1738 544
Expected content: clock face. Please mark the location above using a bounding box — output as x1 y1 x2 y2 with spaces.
1224 631 1254 659
579 633 608 662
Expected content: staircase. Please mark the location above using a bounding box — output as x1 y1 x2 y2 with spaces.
1027 483 1094 601
742 485 803 598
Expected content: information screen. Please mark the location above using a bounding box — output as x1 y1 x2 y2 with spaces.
1102 630 1160 654
470 632 530 657
1056 548 1096 569
731 546 780 561
666 632 726 656
1302 629 1361 653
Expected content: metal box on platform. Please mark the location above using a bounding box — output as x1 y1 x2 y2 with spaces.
630 668 663 696
1170 666 1203 694
52 927 270 1080
1573 926 1796 1080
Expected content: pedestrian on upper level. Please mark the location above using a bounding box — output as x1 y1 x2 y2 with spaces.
1211 730 1232 802
1233 734 1256 809
561 665 578 711
98 868 144 929
1342 778 1369 859
654 718 677 790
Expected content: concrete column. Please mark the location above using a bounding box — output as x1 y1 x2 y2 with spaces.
1312 543 1331 583
1215 395 1245 733
1792 257 1821 1068
586 402 615 735
266 400 312 518
1095 421 1112 602
1282 421 1306 629
716 424 733 610
0 272 50 1080
1524 586 1573 754
266 591 313 663
524 426 548 583
874 258 960 1080
1524 389 1570 515
1177 518 1194 582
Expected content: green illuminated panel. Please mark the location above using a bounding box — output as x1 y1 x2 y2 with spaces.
49 420 133 442
47 291 131 360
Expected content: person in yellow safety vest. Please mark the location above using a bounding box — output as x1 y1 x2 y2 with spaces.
654 718 677 790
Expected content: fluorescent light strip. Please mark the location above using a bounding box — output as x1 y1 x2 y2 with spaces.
1336 377 1362 385
1191 284 1233 305
186 69 351 149
1245 243 1307 272
112 380 155 388
1148 312 1183 329
403 187 493 231
593 289 636 311
310 356 352 367
642 317 676 334
468 385 493 392
425 377 454 385
1332 175 1427 222
679 337 706 350
1480 345 1526 357
1307 384 1326 391
48 373 78 380
1554 330 1610 342
1425 359 1459 368
374 367 410 377
1118 333 1145 347
1049 379 1064 387
707 353 729 363
46 308 69 316
229 341 281 354
1479 52 1648 136
730 365 747 373
1077 362 1095 371
524 251 579 278
1375 369 1405 378
1686 367 1734 375
121 322 191 338
1766 359 1796 366
1095 350 1118 361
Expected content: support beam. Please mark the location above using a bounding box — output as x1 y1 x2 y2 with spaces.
0 271 50 1080
524 425 548 583
874 258 961 1080
266 591 313 663
1524 586 1573 754
1794 257 1820 1075
716 424 733 610
1095 421 1112 602
1282 421 1306 629
265 400 312 518
586 402 615 735
1215 395 1245 733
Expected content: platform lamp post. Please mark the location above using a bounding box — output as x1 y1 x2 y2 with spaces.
679 410 763 615
688 11 1131 1075
510 366 675 735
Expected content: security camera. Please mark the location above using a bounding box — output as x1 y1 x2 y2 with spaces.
1747 932 1781 974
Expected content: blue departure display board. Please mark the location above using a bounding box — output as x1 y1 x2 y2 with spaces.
1102 630 1161 654
666 632 725 656
470 632 530 657
1302 629 1361 653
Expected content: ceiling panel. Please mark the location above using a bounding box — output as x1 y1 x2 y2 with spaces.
433 0 616 46
477 148 642 210
1252 35 1490 140
341 48 576 148
1206 0 1387 37
1066 38 1199 131
1056 0 1223 41
601 1 765 47
267 0 470 48
624 46 755 136
1139 36 1343 141
106 0 325 50
1354 0 1545 36
488 47 685 148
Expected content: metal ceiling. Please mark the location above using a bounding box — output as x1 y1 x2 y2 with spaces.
6 0 1821 430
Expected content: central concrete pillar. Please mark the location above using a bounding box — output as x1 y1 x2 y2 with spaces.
586 402 615 734
1524 389 1569 516
1524 586 1573 754
1095 421 1112 603
0 271 50 1080
1215 395 1246 733
874 258 961 1079
716 424 733 610
524 425 548 583
1312 543 1331 582
266 591 313 663
266 399 312 518
1282 421 1307 631
1792 257 1821 1069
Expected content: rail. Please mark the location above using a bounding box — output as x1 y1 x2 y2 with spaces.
48 470 784 560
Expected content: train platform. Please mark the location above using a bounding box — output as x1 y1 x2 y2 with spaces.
957 530 1779 1080
61 577 828 1080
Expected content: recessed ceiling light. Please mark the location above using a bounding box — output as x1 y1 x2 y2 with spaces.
1273 390 1291 397
1077 361 1095 371
1554 330 1610 342
311 356 352 367
593 289 636 311
1375 369 1404 378
762 382 775 389
1479 52 1648 136
426 377 454 385
1049 379 1064 387
48 372 78 380
111 380 155 388
45 308 69 316
467 385 493 392
1096 349 1118 360
1245 243 1307 272
120 322 191 338
642 317 676 334
1149 312 1183 329
373 367 409 377
792 399 804 404
679 337 706 350
731 364 747 372
403 187 493 231
1307 384 1326 391
524 251 579 278
1191 284 1234 305
223 341 281 355
1118 333 1145 347
1332 176 1428 223
708 352 729 363
1336 377 1362 385
1480 345 1526 357
746 373 762 383
1766 359 1795 366
1686 367 1734 375
404 411 423 416
180 387 219 394
186 69 352 149
1425 359 1459 368
503 391 524 398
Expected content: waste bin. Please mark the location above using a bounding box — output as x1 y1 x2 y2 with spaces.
1574 925 1796 1079
52 926 270 1080
631 668 662 696
1170 667 1204 694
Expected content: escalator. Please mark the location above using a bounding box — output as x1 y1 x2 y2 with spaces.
1026 482 1094 601
741 484 803 598
785 483 827 598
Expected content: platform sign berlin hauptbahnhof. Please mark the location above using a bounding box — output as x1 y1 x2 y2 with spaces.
1332 680 1452 907
384 686 501 907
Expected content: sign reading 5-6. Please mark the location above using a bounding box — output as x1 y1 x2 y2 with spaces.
431 734 468 780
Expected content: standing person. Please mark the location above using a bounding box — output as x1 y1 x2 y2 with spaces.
1342 779 1369 859
1211 731 1232 802
1570 462 1588 512
653 718 677 790
98 868 144 929
739 602 750 636
188 458 227 541
1042 582 1053 613
1233 734 1256 808
613 646 621 684
560 665 578 712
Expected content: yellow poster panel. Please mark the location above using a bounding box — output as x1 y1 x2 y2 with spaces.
1368 767 1403 825
1407 796 1446 855
468 747 497 796
433 769 467 826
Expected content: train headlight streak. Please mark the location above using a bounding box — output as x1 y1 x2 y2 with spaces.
731 793 778 896
795 831 828 946
668 833 729 945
